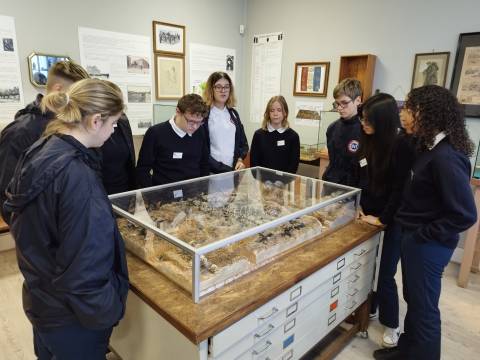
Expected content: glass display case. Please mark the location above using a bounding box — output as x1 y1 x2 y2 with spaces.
110 167 360 302
153 103 177 125
474 140 480 179
298 110 338 162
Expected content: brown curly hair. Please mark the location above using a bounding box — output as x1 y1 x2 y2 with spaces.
405 85 474 156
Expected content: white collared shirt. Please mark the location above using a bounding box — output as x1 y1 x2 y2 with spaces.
429 131 446 150
267 122 287 133
209 106 235 167
169 116 191 138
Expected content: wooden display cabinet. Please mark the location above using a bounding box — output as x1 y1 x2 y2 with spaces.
338 54 377 100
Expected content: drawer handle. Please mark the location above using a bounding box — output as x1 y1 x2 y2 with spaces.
349 274 360 283
354 249 367 256
348 288 359 296
345 300 358 310
351 262 361 270
258 307 278 321
252 340 272 355
255 324 275 338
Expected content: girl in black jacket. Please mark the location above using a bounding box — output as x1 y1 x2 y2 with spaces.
3 79 129 360
250 95 300 173
356 93 415 349
203 72 249 173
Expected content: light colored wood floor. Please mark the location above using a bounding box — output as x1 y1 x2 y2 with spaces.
0 249 479 360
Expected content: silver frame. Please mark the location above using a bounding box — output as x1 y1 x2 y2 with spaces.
110 167 361 302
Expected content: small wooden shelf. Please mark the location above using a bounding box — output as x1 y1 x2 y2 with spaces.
339 54 377 100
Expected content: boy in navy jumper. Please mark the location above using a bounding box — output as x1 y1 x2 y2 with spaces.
322 78 362 186
373 86 477 360
136 94 210 187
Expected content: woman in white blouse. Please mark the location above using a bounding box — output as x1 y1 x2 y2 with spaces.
203 72 249 173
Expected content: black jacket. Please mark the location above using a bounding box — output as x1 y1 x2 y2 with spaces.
395 139 477 248
204 108 249 173
0 94 55 219
355 133 415 225
3 134 129 330
322 116 361 186
100 114 136 194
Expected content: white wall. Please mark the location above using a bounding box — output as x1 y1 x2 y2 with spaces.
0 0 247 113
243 0 480 151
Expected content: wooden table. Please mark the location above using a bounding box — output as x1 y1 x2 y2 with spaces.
458 178 480 287
110 222 381 359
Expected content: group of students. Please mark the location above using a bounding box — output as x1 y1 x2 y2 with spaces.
324 78 477 360
0 59 476 360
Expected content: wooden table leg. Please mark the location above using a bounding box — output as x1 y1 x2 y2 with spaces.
458 184 480 287
472 233 480 273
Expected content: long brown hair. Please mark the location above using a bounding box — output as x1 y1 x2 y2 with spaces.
202 71 236 108
42 79 124 137
405 85 474 156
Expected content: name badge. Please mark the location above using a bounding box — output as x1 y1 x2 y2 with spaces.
359 158 368 167
277 140 285 146
173 189 183 198
173 152 183 159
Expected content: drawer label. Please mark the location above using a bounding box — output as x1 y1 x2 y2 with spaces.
328 313 336 326
337 257 345 270
330 300 338 312
283 334 295 349
286 302 298 317
331 286 339 298
290 286 302 301
284 318 296 333
333 272 341 284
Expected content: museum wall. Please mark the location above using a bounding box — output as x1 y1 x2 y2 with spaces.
242 0 480 153
0 0 247 129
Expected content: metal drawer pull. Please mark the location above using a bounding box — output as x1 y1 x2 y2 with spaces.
349 274 360 283
258 307 278 320
348 288 359 296
354 249 367 256
346 300 358 310
351 262 361 270
252 340 272 355
337 257 345 270
255 324 275 338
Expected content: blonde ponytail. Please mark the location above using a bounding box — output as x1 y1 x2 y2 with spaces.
42 79 124 137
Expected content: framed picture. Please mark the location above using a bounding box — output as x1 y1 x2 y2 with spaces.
27 52 71 87
450 32 480 117
154 54 184 100
411 52 450 89
152 21 185 55
293 62 330 97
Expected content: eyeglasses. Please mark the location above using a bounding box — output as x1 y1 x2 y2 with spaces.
332 99 353 110
213 84 231 92
184 114 204 128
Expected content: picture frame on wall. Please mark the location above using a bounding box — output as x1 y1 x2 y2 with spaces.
152 21 185 55
410 52 450 89
154 54 184 100
293 62 330 97
450 32 480 117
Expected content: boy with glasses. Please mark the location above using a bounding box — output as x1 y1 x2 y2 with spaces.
136 94 210 186
322 78 363 186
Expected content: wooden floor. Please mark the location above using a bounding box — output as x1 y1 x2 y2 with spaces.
0 249 479 360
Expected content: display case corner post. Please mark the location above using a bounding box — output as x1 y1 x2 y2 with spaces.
193 253 201 303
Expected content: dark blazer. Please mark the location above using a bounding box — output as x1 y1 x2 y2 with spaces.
204 107 249 173
3 134 129 330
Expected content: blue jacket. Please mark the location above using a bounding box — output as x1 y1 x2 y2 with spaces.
3 134 129 330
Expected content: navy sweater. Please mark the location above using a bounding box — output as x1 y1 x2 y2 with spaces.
250 128 300 173
356 134 415 225
395 139 477 248
135 121 209 187
322 115 361 186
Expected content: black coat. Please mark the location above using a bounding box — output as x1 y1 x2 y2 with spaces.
204 108 249 173
3 134 129 330
0 94 55 219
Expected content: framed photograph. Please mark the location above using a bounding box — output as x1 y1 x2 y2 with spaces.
152 21 185 55
27 52 71 87
411 52 450 89
293 62 330 97
450 32 480 117
154 54 184 100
